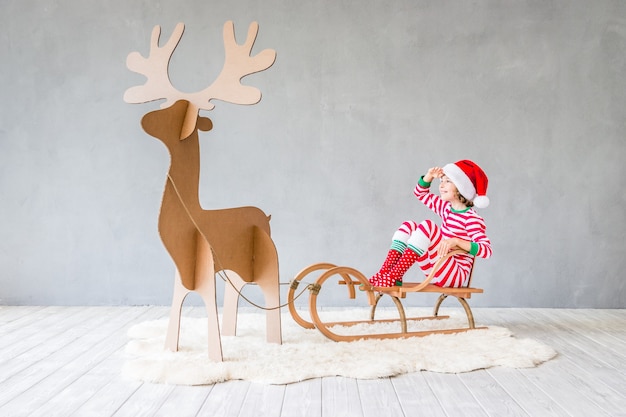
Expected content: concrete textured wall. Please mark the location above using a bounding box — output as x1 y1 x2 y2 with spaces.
1 0 625 308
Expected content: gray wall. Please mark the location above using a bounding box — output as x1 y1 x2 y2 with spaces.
1 0 625 308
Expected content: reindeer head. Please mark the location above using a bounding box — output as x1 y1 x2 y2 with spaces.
140 100 213 151
124 21 276 140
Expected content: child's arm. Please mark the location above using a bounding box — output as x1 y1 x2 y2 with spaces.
415 166 447 217
439 216 492 259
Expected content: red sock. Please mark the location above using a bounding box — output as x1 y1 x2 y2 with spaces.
381 248 421 287
369 249 402 285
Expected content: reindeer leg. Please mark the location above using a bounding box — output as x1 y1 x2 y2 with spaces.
164 270 190 352
194 232 224 361
257 272 282 345
253 226 282 344
222 271 247 337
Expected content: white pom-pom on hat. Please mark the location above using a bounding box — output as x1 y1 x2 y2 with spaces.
442 160 489 208
472 195 490 209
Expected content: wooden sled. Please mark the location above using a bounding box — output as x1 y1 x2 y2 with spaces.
288 250 486 342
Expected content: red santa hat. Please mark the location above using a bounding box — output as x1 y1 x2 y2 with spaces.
442 160 489 208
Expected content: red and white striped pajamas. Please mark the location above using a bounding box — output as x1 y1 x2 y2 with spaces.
384 180 492 287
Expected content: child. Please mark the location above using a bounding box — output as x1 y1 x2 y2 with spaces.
370 160 492 288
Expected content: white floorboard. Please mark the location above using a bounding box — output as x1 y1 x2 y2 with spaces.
0 306 624 417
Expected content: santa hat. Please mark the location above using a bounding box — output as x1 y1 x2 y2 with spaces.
442 160 490 208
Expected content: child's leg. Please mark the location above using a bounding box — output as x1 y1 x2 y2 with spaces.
369 221 417 285
379 220 440 287
409 220 470 288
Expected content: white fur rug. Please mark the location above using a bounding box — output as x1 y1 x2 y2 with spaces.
122 308 557 385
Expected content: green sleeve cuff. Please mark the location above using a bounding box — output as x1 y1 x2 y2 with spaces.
469 242 479 256
418 176 431 187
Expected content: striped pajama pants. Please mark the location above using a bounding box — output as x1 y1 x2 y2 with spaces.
393 219 472 288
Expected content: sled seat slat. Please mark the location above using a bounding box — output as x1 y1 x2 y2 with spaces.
338 280 483 299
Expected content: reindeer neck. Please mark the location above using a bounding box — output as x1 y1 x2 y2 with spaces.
163 134 202 213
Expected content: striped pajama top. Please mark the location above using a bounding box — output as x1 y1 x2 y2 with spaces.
414 181 492 286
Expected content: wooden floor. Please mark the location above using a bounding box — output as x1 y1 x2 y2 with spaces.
0 306 624 417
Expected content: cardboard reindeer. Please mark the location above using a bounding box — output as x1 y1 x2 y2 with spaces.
124 21 281 361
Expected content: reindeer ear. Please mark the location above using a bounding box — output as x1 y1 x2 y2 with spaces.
197 117 213 132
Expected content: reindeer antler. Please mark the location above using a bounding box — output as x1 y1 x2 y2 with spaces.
123 23 185 108
193 21 277 108
124 21 276 139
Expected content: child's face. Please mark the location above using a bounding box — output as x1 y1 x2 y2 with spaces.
438 176 460 203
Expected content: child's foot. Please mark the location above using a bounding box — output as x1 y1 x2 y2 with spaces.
368 272 385 287
358 274 380 291
377 275 402 287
